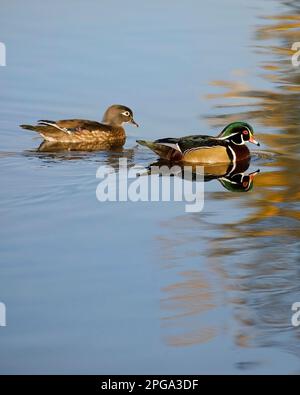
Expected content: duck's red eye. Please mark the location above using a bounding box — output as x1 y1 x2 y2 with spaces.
243 130 249 135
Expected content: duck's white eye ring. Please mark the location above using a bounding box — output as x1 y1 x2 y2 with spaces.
122 111 131 117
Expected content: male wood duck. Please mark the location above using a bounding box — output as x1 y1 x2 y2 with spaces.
20 104 138 145
137 122 259 164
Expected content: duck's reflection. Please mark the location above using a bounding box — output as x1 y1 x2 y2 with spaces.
217 168 260 193
37 140 125 153
24 140 137 169
147 158 260 193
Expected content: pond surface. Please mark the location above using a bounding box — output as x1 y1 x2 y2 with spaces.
0 0 299 374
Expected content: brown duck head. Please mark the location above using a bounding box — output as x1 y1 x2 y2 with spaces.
102 104 139 128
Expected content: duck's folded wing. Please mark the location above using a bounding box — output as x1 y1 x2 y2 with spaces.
178 135 226 153
38 119 108 134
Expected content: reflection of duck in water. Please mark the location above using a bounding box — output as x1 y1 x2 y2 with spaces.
146 158 260 193
20 104 138 147
201 159 260 192
217 168 260 192
37 140 125 153
137 122 260 164
24 142 136 169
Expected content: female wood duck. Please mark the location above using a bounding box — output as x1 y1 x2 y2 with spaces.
20 104 139 146
137 122 259 164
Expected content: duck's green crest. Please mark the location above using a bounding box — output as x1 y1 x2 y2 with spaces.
218 121 254 139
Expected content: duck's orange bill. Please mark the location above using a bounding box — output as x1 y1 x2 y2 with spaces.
249 136 260 146
249 169 260 181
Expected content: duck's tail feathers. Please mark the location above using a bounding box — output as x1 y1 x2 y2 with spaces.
137 139 181 151
20 124 42 132
136 139 180 160
20 123 69 142
136 140 157 150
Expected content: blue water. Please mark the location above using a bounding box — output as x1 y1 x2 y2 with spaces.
0 0 299 374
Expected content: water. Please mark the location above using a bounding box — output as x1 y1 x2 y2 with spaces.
0 0 299 374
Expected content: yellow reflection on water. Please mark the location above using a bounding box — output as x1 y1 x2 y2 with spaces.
158 2 300 357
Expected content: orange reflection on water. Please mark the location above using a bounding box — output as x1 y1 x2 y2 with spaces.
157 2 300 356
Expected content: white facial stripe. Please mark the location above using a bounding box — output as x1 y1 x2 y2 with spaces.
232 135 245 145
219 177 238 185
219 126 252 142
228 146 237 172
218 132 238 140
